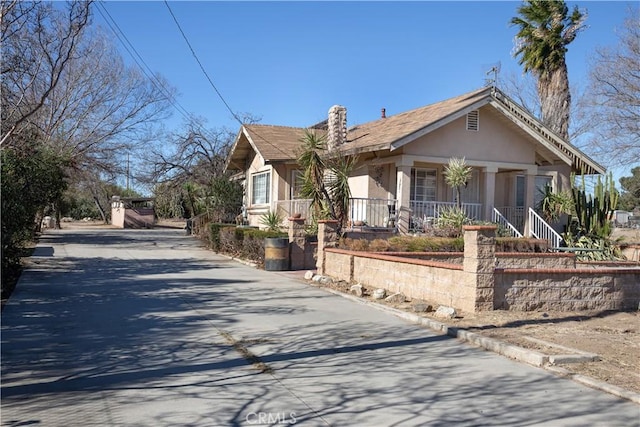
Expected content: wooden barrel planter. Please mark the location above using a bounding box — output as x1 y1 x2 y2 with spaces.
264 237 290 271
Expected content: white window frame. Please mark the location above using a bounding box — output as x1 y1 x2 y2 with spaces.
251 171 271 206
410 168 437 202
290 169 303 200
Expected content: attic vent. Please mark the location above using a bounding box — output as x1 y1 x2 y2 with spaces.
466 110 479 131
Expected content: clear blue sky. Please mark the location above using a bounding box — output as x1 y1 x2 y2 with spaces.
95 0 637 178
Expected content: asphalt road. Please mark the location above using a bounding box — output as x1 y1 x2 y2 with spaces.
2 227 638 426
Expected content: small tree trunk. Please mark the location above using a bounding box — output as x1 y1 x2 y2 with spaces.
93 196 107 224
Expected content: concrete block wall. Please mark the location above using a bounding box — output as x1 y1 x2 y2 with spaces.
316 222 640 313
496 253 575 269
495 268 640 311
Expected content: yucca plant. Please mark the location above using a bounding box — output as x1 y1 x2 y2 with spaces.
444 157 472 209
259 210 283 232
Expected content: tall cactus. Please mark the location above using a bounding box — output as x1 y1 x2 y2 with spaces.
570 171 619 238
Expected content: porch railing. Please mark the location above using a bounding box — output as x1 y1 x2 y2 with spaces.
494 206 525 234
276 199 312 223
409 201 482 232
492 208 523 238
528 207 562 248
349 198 398 229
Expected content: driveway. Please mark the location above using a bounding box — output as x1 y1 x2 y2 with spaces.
2 227 638 426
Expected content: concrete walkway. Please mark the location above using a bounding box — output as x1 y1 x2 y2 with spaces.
2 227 638 426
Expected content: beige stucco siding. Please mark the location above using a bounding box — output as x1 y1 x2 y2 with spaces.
402 107 535 164
348 167 370 198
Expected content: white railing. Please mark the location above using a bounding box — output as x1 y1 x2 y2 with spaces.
349 198 398 229
409 201 482 233
528 207 562 248
410 201 482 220
276 199 312 223
494 206 525 234
492 208 523 237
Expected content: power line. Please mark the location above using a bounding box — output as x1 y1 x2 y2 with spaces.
96 1 194 123
163 0 242 126
162 0 294 160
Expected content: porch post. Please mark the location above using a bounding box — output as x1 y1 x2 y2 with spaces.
483 167 497 222
396 165 412 234
523 172 536 237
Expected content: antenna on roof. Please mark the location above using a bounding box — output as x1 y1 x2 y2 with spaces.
484 61 501 91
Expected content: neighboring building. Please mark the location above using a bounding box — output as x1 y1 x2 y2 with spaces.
111 197 156 229
225 87 604 238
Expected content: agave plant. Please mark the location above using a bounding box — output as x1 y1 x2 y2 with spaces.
444 157 472 209
259 210 283 232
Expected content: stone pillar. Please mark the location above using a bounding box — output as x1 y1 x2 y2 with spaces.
463 225 497 311
288 217 307 270
316 220 339 275
483 167 497 221
396 165 412 234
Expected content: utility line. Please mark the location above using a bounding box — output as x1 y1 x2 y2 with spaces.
162 0 295 160
163 0 242 125
96 1 194 123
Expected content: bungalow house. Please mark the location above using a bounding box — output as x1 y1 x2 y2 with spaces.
225 87 604 242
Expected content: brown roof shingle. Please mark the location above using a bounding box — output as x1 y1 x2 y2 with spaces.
343 87 491 153
243 124 325 162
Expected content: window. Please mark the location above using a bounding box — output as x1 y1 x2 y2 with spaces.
515 175 553 209
534 176 553 210
251 171 270 205
516 175 525 207
466 110 479 131
410 168 437 202
290 170 303 199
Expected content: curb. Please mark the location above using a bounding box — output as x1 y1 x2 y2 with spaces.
310 282 640 406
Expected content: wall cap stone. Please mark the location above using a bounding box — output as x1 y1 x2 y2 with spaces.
463 225 498 231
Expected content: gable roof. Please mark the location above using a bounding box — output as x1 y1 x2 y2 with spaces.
225 87 605 175
226 124 324 170
339 87 604 175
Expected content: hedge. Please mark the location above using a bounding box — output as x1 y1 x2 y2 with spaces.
208 223 287 265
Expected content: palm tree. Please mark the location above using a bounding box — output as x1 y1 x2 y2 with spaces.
444 157 472 210
511 0 586 140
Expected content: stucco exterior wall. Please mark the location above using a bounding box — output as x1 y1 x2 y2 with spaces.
348 168 370 199
111 203 126 228
402 107 535 164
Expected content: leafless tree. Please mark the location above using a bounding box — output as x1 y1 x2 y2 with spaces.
1 0 92 145
141 113 260 187
2 1 174 224
580 8 640 168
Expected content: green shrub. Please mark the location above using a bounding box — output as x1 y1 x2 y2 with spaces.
209 223 227 252
210 225 287 264
259 210 283 232
437 206 471 236
496 237 549 253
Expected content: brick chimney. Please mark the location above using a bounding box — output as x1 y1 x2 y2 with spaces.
327 105 347 151
381 108 386 119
